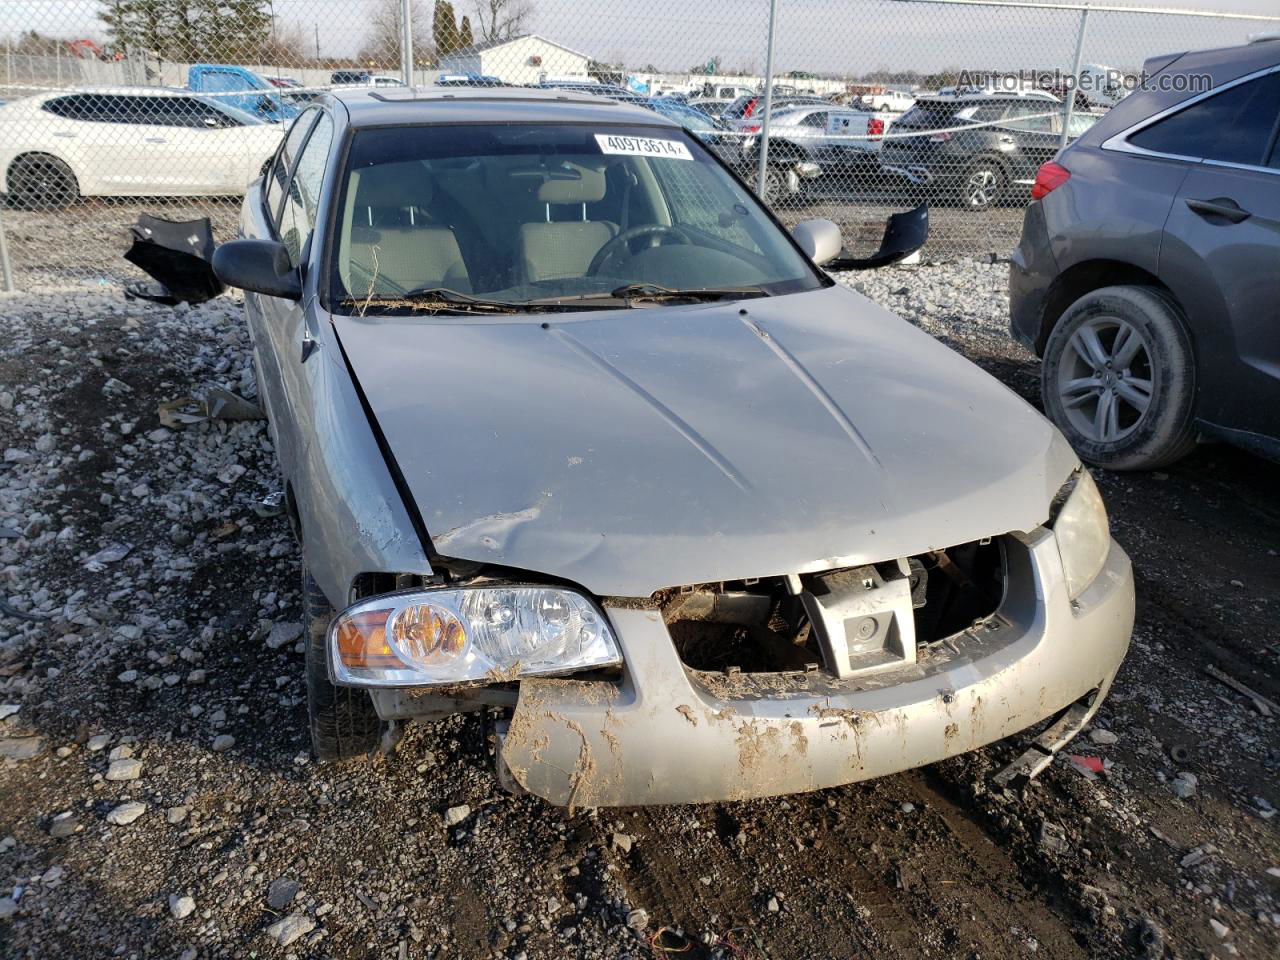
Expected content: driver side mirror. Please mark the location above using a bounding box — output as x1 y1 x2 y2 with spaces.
796 205 930 272
212 239 302 300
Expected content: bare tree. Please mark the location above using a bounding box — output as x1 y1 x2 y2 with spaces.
359 0 430 67
472 0 532 43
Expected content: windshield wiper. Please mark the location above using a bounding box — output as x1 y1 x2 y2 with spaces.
612 283 770 303
528 283 771 306
394 287 525 313
345 287 603 315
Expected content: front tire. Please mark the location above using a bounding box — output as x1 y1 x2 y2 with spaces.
303 568 383 761
1041 285 1198 470
8 154 79 210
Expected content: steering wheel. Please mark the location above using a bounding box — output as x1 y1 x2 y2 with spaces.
586 224 690 277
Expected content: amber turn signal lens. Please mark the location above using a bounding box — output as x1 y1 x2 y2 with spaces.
390 604 467 664
335 609 408 669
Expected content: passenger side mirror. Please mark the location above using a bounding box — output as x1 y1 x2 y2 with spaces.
823 204 929 271
792 218 843 266
212 239 302 300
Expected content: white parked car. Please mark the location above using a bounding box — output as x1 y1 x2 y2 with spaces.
0 87 285 209
740 104 897 178
867 89 916 113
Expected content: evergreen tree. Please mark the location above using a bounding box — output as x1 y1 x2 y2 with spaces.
458 15 473 50
433 1 460 57
99 0 274 64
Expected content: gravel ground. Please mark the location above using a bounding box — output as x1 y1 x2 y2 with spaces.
1 261 1277 960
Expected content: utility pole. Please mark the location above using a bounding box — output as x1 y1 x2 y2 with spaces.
399 0 414 86
1060 3 1090 153
755 0 779 198
315 23 320 61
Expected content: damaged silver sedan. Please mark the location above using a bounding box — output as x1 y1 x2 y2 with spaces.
214 87 1134 806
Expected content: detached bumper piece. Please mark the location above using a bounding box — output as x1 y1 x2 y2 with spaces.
123 214 225 305
495 528 1134 807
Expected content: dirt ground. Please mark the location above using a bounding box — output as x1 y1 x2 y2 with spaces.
0 268 1277 960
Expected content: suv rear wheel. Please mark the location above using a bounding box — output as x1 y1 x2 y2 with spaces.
303 568 383 760
1041 285 1197 470
959 160 1005 210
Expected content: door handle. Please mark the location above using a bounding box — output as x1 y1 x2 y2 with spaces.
1185 197 1250 224
145 137 168 144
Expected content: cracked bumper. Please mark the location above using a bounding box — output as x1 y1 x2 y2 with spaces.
496 528 1133 807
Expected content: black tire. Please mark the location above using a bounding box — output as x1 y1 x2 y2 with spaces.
1041 285 1197 471
8 154 79 210
303 568 383 761
958 158 1006 211
759 165 787 207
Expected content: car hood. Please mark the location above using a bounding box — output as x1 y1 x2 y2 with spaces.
334 284 1077 597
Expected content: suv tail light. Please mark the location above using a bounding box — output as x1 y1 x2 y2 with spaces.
743 97 758 117
867 117 884 140
1032 162 1070 200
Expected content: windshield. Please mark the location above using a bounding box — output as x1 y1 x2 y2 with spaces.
329 123 823 313
645 100 723 133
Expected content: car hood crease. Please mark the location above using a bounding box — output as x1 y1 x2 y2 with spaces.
333 284 1077 597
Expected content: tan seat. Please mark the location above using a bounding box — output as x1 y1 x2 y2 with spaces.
517 162 617 282
342 161 471 295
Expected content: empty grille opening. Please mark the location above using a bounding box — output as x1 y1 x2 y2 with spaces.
663 538 1006 676
911 538 1005 644
660 577 823 674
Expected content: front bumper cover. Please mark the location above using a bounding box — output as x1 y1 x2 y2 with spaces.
496 527 1134 807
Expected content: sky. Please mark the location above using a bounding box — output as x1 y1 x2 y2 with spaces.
3 0 1279 75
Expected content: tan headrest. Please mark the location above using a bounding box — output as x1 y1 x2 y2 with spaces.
353 161 433 208
534 162 607 205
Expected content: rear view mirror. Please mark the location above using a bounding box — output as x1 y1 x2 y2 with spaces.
792 218 842 266
824 204 929 271
212 239 302 300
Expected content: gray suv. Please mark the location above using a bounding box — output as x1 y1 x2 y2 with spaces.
1010 38 1280 469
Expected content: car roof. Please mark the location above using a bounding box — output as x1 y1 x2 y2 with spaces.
37 85 198 98
329 86 677 128
921 91 1060 104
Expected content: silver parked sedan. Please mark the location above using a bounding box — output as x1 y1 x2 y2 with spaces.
213 87 1134 807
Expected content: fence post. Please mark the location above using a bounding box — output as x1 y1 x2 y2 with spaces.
0 210 14 293
755 0 780 197
1060 2 1090 153
400 0 415 86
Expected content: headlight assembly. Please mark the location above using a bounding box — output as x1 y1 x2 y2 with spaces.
1052 470 1111 602
329 585 622 687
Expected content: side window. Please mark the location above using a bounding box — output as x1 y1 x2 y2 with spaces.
1129 72 1280 166
201 71 247 93
1001 102 1055 132
800 111 826 128
41 96 83 120
145 96 214 128
278 113 334 266
266 109 319 226
76 94 130 123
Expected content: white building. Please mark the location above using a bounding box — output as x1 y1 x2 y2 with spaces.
437 34 591 86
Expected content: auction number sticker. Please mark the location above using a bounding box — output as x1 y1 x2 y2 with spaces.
595 134 693 160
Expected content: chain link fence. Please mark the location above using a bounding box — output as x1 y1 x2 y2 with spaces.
0 0 1277 289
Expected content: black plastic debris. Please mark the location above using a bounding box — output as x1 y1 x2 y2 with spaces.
123 214 225 305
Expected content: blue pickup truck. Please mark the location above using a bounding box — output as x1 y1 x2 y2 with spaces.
186 64 303 123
